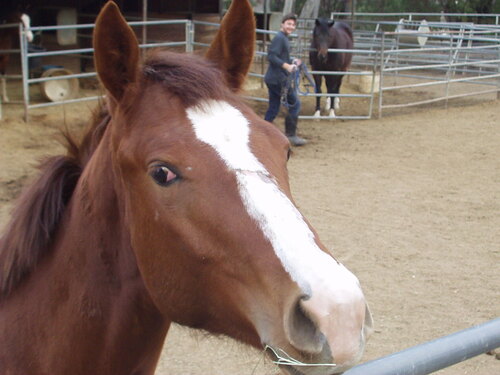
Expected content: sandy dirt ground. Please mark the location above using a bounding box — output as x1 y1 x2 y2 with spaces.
0 91 499 374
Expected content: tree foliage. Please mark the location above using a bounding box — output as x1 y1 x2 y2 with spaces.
233 0 499 21
354 0 497 14
246 0 499 15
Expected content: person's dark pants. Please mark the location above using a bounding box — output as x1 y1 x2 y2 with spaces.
264 82 301 123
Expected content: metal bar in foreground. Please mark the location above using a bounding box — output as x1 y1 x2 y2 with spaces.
344 318 500 375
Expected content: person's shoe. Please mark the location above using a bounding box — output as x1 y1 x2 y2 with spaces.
287 135 307 146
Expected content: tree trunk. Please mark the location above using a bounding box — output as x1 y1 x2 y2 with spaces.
254 0 265 13
283 0 296 14
299 0 321 19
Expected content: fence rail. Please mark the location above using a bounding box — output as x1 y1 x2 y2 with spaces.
331 12 500 25
344 318 500 375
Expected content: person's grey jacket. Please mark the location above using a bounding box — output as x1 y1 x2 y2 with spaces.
264 31 292 85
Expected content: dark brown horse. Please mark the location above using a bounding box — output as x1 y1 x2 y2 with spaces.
0 11 33 102
0 1 372 374
309 18 353 118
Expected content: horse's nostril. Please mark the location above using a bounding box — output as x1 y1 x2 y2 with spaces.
285 296 325 354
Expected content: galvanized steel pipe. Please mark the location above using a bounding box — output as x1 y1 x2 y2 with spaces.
344 318 500 375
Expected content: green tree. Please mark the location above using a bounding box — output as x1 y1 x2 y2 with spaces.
355 0 496 13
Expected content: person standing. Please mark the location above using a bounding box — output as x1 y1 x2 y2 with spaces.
264 13 307 146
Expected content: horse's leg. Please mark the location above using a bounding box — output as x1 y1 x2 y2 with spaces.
313 74 322 118
1 76 9 103
324 75 331 112
325 74 337 118
333 75 344 111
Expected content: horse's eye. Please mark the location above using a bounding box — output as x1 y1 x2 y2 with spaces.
150 165 178 187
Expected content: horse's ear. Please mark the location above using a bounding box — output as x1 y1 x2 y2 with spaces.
93 1 139 102
205 0 255 91
315 18 321 26
328 19 335 27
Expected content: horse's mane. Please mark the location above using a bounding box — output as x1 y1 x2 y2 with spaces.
142 50 229 107
0 106 110 299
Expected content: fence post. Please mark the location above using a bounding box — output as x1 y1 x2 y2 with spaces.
261 34 267 89
497 44 500 100
378 32 385 119
367 48 379 120
444 34 453 109
185 20 194 53
19 23 30 122
141 0 147 58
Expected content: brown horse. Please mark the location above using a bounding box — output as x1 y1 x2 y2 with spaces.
0 11 33 102
309 18 353 118
0 1 372 374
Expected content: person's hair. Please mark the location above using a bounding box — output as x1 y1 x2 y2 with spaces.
281 13 297 24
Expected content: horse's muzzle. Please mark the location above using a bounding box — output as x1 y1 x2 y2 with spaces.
317 51 328 64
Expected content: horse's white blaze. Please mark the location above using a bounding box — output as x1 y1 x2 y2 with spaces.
187 99 362 300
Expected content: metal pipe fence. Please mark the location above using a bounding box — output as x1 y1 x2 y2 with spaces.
323 17 500 118
344 318 500 375
3 14 500 122
16 19 192 121
370 23 500 117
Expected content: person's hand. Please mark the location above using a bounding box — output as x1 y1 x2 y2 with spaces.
292 58 302 66
283 63 297 73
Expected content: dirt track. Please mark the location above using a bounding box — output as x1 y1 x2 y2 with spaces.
0 97 499 374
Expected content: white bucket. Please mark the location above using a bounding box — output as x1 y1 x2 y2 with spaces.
40 68 79 102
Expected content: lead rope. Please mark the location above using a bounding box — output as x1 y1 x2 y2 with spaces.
265 345 337 368
280 63 316 109
251 345 338 374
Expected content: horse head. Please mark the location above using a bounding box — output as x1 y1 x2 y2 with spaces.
313 18 336 63
93 1 371 373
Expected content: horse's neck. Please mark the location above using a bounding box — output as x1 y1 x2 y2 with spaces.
54 136 170 370
1 135 169 374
